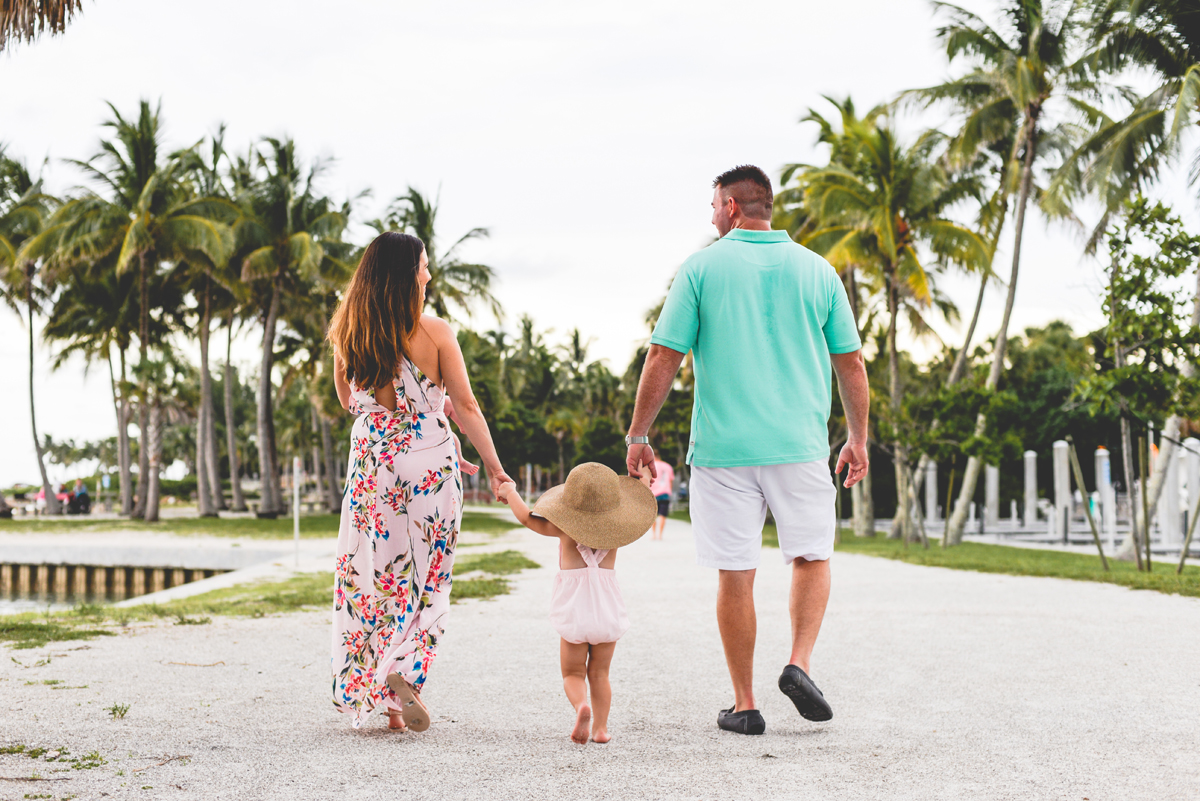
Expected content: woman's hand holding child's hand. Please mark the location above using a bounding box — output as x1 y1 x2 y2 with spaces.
497 481 517 503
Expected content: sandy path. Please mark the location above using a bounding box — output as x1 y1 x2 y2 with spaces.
2 519 1198 800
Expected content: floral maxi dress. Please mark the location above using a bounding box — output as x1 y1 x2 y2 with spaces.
331 358 462 728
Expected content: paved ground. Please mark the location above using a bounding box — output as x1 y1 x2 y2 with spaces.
2 518 1199 800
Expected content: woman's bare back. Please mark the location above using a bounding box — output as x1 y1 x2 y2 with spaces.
369 316 443 412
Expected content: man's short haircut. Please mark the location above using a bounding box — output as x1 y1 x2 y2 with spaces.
713 164 773 220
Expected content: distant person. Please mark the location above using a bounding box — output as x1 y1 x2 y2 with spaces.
626 165 870 736
648 457 675 540
328 231 513 732
497 462 656 744
71 479 90 514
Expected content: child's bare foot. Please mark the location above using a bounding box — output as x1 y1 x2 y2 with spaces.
591 728 611 744
571 704 592 744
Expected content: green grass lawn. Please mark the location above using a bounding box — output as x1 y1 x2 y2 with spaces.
671 509 1200 598
0 510 519 539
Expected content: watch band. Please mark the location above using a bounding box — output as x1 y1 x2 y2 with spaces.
625 435 649 446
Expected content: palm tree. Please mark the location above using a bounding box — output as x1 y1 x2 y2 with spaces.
907 0 1098 544
0 148 61 513
368 187 502 322
1 0 81 51
24 100 233 518
174 130 245 516
780 97 989 541
1047 0 1200 557
41 260 138 514
236 137 347 516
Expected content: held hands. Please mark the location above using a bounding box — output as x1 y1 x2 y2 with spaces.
626 443 657 480
489 468 515 504
496 481 518 504
835 441 870 488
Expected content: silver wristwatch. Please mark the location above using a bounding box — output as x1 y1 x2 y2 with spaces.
625 435 649 446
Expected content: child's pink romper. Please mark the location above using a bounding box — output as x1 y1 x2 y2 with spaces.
549 543 630 645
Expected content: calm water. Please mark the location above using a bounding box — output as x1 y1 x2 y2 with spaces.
0 597 79 614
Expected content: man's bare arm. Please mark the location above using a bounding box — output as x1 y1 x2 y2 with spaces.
626 344 687 478
831 349 870 488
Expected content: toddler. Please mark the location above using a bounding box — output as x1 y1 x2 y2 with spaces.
498 462 656 744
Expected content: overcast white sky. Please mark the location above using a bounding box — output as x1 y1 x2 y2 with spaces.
2 0 1198 486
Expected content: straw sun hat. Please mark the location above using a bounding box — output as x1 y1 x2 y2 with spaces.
531 462 657 550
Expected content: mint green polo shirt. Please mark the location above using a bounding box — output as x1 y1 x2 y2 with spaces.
650 229 861 467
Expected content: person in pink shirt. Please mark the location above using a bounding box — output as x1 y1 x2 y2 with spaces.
649 458 675 540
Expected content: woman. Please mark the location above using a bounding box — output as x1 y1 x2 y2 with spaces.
328 231 511 731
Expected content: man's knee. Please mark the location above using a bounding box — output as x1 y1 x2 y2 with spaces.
718 567 756 586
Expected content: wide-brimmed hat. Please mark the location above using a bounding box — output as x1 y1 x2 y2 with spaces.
531 462 657 549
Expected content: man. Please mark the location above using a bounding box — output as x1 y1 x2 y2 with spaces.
626 165 870 735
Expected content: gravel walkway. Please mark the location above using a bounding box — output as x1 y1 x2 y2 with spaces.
3 519 1198 800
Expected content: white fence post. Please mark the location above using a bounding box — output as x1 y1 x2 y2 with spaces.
925 460 938 522
1024 450 1038 528
1053 441 1070 542
1096 447 1115 552
985 465 1000 527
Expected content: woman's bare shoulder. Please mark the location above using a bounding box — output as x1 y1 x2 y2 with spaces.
419 314 454 342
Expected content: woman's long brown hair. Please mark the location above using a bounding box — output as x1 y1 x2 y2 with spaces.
328 231 425 391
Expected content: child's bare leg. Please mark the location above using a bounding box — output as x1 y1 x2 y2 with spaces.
560 639 591 744
586 641 617 742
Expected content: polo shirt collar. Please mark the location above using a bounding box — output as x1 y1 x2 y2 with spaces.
722 228 792 243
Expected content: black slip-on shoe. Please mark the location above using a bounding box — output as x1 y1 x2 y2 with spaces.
778 664 833 722
717 707 766 735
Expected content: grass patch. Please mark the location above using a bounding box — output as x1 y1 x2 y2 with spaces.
459 511 521 536
0 620 115 650
455 550 539 575
448 550 540 603
451 577 511 601
835 534 1200 597
0 745 105 771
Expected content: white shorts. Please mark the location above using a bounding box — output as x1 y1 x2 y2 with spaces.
690 461 836 570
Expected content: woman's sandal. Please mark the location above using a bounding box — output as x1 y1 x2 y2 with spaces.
386 672 430 732
385 707 406 731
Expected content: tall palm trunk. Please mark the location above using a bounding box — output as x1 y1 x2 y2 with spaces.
224 317 247 511
134 251 151 518
107 350 127 515
946 118 1039 545
320 413 339 512
196 398 214 516
841 266 876 538
256 279 283 514
117 346 133 515
144 398 163 523
27 270 59 515
886 272 911 541
197 281 223 514
894 254 992 536
309 402 324 505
